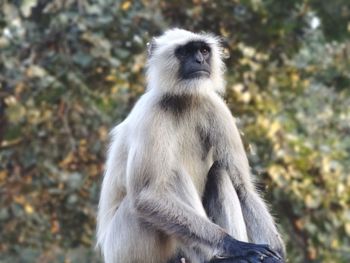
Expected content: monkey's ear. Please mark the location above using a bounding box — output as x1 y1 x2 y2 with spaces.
218 37 230 59
147 38 157 57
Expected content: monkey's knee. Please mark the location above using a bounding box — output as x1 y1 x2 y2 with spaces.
202 162 248 241
102 199 176 263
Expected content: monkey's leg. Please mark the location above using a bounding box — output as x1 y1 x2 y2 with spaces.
202 163 283 263
102 195 176 263
239 190 285 259
164 169 221 263
202 161 248 242
131 164 282 262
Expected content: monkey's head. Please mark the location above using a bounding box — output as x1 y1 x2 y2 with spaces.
146 29 226 95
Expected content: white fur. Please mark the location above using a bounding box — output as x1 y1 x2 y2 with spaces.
96 29 284 263
147 28 226 95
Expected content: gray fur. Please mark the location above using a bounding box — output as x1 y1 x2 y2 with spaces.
97 28 285 263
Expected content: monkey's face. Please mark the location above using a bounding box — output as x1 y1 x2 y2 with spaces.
175 41 211 80
146 29 225 95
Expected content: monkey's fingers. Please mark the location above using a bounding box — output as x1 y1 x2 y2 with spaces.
249 249 283 262
256 244 284 262
230 242 283 262
263 257 285 263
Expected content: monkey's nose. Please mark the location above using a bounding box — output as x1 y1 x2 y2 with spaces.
194 51 205 64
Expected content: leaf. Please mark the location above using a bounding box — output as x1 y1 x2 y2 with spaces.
72 52 93 67
121 1 132 11
20 0 38 17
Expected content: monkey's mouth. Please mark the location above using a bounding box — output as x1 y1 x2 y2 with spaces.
186 70 210 79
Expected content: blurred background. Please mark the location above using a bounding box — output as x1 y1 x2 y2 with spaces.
0 0 349 262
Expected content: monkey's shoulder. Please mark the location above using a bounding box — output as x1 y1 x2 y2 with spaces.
123 91 237 140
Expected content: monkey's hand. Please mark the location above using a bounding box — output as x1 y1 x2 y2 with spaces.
214 235 285 263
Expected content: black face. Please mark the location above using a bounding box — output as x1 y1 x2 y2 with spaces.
175 41 211 80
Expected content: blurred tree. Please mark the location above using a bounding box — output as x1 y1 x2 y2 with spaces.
0 0 349 262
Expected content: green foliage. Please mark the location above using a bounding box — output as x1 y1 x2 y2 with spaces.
0 0 349 262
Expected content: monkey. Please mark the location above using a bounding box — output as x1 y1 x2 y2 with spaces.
96 28 285 263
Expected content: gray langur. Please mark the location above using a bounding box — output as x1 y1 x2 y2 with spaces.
97 29 285 263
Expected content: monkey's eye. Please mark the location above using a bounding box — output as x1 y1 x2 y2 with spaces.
200 46 210 55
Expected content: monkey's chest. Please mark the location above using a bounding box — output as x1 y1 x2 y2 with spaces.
178 132 214 196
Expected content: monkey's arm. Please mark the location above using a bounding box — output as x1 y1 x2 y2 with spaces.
212 106 286 259
132 171 281 262
239 190 286 259
128 140 223 247
127 129 282 262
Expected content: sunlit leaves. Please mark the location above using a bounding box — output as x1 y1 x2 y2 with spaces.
0 0 349 262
